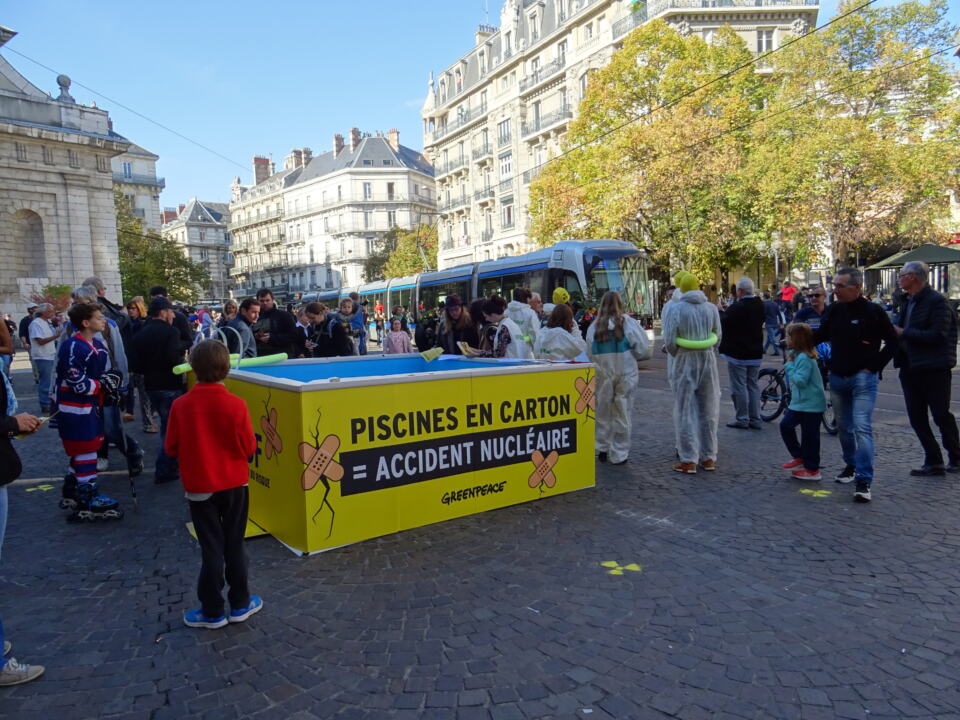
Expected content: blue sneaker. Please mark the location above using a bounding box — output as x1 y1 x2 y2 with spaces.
229 595 263 623
183 609 228 629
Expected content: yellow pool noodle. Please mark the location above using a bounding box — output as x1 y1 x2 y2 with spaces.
675 333 718 350
173 353 288 375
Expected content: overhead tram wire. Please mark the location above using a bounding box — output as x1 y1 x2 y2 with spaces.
523 0 881 181
3 46 250 174
544 42 960 206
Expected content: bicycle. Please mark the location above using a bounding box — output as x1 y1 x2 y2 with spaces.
758 348 838 435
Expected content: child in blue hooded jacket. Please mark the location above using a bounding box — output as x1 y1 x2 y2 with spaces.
779 322 826 481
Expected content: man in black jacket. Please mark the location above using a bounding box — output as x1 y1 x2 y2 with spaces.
812 267 898 502
893 260 960 476
129 297 185 484
149 286 194 351
253 289 298 358
719 278 765 430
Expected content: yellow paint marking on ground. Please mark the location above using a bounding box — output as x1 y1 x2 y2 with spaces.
601 560 642 576
25 484 55 492
799 489 832 498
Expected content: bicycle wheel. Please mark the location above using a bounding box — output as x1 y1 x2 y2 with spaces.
759 368 788 422
821 395 839 435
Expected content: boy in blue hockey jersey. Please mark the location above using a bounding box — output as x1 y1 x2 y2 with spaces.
56 303 124 521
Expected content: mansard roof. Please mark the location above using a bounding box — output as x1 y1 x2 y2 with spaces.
292 136 433 187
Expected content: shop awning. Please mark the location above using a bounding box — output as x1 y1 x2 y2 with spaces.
866 243 960 269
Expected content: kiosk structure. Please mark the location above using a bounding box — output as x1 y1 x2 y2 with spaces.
220 355 596 554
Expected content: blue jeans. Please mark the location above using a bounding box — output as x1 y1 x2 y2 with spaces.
780 409 822 471
1 485 7 669
763 326 780 356
830 371 878 484
0 354 11 378
35 358 54 411
147 389 182 479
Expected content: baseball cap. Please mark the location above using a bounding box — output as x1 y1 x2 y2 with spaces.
444 294 462 309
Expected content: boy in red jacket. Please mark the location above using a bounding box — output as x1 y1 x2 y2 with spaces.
164 340 261 629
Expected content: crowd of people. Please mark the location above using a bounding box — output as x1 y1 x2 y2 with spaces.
663 261 959 506
1 260 956 685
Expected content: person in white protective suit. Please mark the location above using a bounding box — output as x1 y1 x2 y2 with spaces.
534 303 588 361
585 291 652 464
662 272 722 474
661 272 691 389
506 287 540 356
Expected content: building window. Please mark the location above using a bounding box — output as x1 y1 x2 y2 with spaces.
530 12 539 42
501 203 515 229
122 161 132 178
387 182 395 200
307 221 313 236
311 269 317 286
757 29 774 53
455 67 463 92
479 50 487 75
15 142 28 162
363 182 372 200
42 147 56 166
199 230 206 243
337 185 343 201
584 23 593 41
68 150 80 168
364 210 373 229
499 152 513 179
497 119 512 146
200 248 208 260
387 210 397 227
323 216 329 232
703 28 716 44
363 159 372 166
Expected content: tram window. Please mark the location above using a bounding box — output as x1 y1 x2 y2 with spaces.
390 287 413 316
522 270 546 298
420 281 469 314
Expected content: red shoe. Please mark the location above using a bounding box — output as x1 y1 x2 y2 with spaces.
791 468 822 481
782 458 803 470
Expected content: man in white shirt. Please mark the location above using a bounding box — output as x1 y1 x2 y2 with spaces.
28 304 62 413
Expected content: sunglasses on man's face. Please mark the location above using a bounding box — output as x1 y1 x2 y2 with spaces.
810 293 825 298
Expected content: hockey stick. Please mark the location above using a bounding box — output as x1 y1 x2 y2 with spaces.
113 402 139 513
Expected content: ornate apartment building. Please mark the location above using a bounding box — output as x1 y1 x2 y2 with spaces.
112 142 164 231
160 199 232 300
422 0 819 270
230 129 435 298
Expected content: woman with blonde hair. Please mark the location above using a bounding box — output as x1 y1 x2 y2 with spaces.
585 291 651 464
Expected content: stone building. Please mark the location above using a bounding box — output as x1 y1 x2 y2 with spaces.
0 26 130 316
422 0 819 269
112 142 164 231
160 199 233 300
230 129 435 298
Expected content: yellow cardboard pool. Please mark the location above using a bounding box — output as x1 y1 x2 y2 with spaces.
220 354 596 554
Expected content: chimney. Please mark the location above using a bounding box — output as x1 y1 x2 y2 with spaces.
387 128 400 152
178 203 185 215
476 24 496 45
333 133 344 157
302 147 313 165
350 127 362 153
253 156 270 185
292 148 303 168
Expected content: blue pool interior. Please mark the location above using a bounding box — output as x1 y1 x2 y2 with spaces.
239 355 538 383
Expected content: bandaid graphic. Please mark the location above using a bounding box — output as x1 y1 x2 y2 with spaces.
298 434 344 490
260 407 282 459
575 376 596 413
528 449 559 489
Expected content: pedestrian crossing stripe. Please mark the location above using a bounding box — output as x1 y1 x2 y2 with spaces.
799 489 832 497
601 560 642 575
25 484 54 492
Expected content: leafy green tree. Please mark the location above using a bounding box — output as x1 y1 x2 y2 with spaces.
363 226 402 282
383 225 439 278
755 0 960 265
115 189 211 303
530 21 773 278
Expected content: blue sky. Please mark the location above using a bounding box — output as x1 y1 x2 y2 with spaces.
2 0 947 208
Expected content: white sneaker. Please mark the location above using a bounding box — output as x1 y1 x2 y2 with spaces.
96 458 109 472
0 657 45 686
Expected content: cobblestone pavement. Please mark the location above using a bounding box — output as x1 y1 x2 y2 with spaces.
3 355 960 720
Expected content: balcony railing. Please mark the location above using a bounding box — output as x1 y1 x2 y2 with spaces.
472 143 493 160
499 178 514 194
522 166 543 184
113 172 165 189
648 0 818 15
436 155 469 177
438 194 470 213
502 217 516 230
229 208 283 230
432 103 488 143
522 106 573 138
498 134 512 148
475 186 495 202
441 235 472 250
480 229 494 243
613 9 648 39
519 55 566 93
